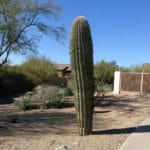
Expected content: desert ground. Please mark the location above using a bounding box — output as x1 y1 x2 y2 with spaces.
0 92 150 150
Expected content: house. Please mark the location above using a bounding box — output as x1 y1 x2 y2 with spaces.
56 64 71 77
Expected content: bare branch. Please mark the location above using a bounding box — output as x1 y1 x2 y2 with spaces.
0 0 65 66
0 48 10 67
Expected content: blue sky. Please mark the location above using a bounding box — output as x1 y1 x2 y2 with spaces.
10 0 150 67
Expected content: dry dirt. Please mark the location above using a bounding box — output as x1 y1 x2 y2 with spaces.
0 92 150 150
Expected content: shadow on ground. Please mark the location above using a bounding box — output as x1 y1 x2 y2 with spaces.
93 125 150 135
0 97 14 105
94 94 149 114
93 127 137 135
0 111 77 136
0 93 150 137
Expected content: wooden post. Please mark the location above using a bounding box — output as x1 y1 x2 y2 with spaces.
140 73 144 93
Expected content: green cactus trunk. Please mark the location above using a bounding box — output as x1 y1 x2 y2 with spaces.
70 16 94 136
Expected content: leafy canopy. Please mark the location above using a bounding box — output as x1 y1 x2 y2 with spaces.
94 60 119 85
0 0 65 66
20 55 56 85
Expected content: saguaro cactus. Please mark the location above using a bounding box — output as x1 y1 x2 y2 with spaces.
70 16 94 135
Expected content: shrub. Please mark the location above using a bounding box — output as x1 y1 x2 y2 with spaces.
15 84 69 110
15 92 35 110
94 60 118 87
58 87 73 96
41 93 68 109
0 66 34 97
17 96 32 110
0 56 56 97
38 85 69 109
20 56 56 85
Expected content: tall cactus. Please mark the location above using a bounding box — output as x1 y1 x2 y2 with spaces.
70 16 94 136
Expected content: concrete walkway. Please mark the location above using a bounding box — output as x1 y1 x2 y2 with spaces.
119 117 150 150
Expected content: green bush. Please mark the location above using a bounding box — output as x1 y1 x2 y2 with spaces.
102 84 113 92
20 56 56 85
0 65 33 97
58 87 73 96
42 93 68 108
0 56 56 97
15 84 69 110
15 92 36 110
17 96 32 110
39 85 69 109
94 60 118 87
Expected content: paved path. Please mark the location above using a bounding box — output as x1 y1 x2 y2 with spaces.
119 117 150 150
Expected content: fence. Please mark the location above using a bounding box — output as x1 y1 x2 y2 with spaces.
113 71 150 94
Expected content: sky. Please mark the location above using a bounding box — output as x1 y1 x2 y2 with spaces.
10 0 150 67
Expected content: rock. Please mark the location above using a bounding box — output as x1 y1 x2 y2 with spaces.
72 141 80 146
55 145 68 150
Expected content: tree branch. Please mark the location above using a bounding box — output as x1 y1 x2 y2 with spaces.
0 48 10 67
0 0 65 66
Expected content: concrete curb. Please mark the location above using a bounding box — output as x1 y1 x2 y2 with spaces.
119 117 150 150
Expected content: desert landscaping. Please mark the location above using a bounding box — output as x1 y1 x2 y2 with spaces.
1 1 150 150
0 92 150 150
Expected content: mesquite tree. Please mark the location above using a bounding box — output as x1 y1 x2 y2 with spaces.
0 0 65 66
70 16 94 136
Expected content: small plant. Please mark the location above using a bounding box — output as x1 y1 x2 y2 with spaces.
18 96 32 110
24 91 34 97
15 84 69 110
58 87 73 96
53 94 69 108
15 93 34 111
41 93 69 109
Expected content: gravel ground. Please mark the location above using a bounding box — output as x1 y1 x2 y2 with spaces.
0 92 150 150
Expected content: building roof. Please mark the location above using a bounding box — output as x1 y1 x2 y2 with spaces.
56 64 71 71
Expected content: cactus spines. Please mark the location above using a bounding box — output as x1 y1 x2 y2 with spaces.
70 16 94 136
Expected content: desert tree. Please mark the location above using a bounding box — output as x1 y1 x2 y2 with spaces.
0 0 65 66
